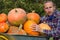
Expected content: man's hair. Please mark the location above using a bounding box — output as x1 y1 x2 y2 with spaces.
43 0 56 7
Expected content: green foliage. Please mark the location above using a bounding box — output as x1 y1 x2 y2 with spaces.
0 0 45 16
0 0 15 14
0 0 60 16
52 0 60 8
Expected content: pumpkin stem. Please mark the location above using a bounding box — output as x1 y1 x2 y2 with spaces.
32 10 35 13
15 9 17 12
19 24 23 30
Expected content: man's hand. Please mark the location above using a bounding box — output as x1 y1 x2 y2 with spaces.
30 24 43 33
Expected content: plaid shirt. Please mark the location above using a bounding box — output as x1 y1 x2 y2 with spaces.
41 10 60 37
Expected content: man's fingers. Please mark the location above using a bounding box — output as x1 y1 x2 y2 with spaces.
30 24 40 32
30 24 36 28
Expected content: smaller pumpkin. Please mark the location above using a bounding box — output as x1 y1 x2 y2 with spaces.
18 29 27 35
24 20 40 36
7 26 19 34
39 23 51 36
0 13 7 23
39 23 51 30
7 26 27 35
0 22 9 33
27 10 40 24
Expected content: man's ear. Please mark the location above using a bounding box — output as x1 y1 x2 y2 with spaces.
54 6 56 10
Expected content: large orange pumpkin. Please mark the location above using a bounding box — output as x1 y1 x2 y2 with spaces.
8 8 27 26
7 26 27 35
24 20 40 36
0 22 9 33
27 11 40 24
0 13 7 23
39 23 51 30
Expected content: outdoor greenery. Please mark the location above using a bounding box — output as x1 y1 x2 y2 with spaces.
0 0 60 16
0 0 60 40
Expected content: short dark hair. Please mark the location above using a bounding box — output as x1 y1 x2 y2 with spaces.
43 0 56 7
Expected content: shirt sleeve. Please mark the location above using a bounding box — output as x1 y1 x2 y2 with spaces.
43 17 60 37
40 16 46 23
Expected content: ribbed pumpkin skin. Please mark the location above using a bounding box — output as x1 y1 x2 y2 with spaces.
18 29 27 35
7 26 19 34
39 23 51 30
8 8 27 26
27 12 40 24
8 26 27 35
24 20 39 36
0 22 9 33
0 13 7 23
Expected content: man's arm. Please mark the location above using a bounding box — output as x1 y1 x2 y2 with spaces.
43 17 60 37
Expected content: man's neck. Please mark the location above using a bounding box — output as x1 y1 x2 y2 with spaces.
48 13 53 16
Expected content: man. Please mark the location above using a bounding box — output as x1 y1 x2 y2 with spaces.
31 1 60 40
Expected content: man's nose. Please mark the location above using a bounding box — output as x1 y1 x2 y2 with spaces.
47 8 51 11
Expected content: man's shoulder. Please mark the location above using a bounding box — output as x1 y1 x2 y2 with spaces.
40 16 46 20
55 10 60 18
41 16 46 18
56 10 60 16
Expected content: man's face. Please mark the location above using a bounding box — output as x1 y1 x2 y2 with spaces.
44 2 55 15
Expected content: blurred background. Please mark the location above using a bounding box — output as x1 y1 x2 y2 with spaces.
0 0 60 16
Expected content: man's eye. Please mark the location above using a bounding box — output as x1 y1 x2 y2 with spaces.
49 7 52 8
45 7 48 9
45 7 52 9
